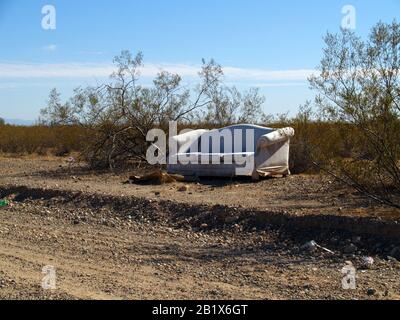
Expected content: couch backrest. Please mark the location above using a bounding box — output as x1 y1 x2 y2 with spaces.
175 124 274 154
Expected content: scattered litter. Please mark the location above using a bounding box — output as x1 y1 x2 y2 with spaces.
125 170 186 185
360 256 374 269
301 240 334 254
301 240 317 252
0 199 9 207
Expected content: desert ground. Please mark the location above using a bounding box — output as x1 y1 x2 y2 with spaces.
0 155 399 300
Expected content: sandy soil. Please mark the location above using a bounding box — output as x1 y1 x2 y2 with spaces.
0 156 398 219
0 156 399 300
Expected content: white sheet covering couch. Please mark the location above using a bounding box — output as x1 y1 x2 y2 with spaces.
167 124 294 179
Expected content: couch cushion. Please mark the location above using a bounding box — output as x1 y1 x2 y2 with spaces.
171 152 254 164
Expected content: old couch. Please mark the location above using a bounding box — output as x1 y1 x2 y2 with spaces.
167 124 294 179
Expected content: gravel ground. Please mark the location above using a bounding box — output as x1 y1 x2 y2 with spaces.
1 156 397 219
0 156 399 300
1 199 399 300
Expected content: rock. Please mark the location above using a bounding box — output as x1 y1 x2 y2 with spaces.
200 223 208 229
233 224 242 231
178 185 189 192
367 288 376 296
383 289 390 297
344 243 357 254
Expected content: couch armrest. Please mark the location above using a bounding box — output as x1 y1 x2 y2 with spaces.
257 127 295 149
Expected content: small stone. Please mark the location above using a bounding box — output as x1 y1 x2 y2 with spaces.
367 288 376 296
178 185 189 192
384 289 390 297
233 223 241 230
200 223 208 229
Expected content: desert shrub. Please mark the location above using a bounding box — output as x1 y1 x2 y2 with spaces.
263 106 354 174
309 21 400 208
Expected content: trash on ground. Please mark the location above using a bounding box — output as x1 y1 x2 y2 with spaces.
360 256 374 269
301 240 334 254
0 199 9 207
125 170 186 185
301 240 318 252
167 124 294 178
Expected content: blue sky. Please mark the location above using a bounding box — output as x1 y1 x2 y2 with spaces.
0 0 399 121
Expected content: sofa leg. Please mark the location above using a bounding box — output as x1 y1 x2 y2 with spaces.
251 171 260 181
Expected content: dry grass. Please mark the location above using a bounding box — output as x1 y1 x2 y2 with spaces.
0 125 84 156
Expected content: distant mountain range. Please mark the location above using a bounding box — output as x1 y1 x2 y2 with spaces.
3 118 36 126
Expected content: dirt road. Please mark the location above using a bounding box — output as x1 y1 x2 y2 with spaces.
0 197 399 300
0 157 399 300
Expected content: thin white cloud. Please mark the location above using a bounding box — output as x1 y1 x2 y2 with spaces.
77 50 106 55
223 67 315 81
42 44 57 52
0 62 114 78
252 82 309 88
0 61 316 83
